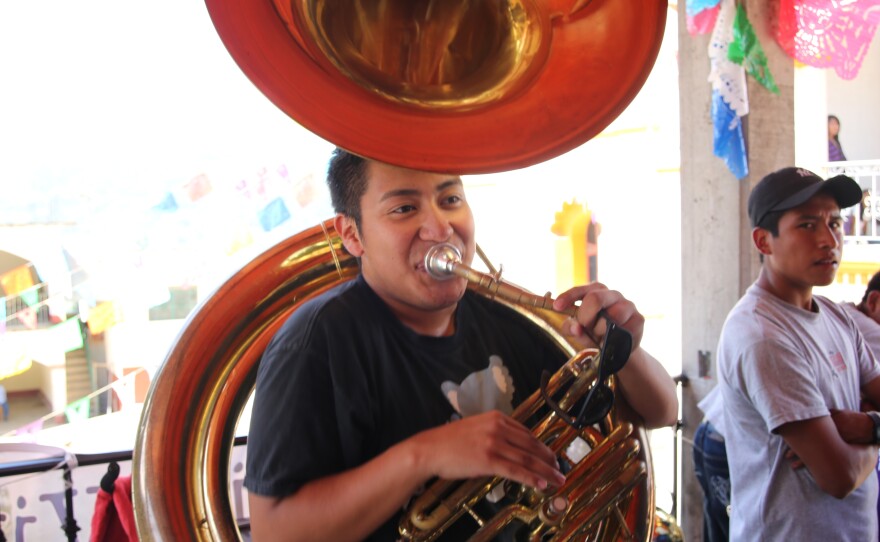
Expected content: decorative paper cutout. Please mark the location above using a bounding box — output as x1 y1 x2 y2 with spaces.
688 4 721 35
708 0 749 117
686 0 723 16
776 0 880 80
729 5 780 93
712 90 749 179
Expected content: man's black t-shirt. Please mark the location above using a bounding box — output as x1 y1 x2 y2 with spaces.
245 274 567 540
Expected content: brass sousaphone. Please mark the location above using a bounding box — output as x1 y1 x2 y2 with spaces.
133 1 668 540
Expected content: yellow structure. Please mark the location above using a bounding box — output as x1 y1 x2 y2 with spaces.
551 200 600 290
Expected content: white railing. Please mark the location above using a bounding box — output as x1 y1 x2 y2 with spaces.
814 160 880 300
820 159 880 243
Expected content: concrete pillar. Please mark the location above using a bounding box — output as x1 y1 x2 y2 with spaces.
740 0 796 289
677 1 794 540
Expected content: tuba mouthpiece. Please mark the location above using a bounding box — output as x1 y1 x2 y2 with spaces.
424 243 462 280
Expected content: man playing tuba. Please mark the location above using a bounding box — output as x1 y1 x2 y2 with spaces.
244 149 679 541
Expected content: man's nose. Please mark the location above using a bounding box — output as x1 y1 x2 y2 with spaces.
818 222 841 248
420 206 454 241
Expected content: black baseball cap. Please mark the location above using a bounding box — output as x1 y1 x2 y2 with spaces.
748 167 862 228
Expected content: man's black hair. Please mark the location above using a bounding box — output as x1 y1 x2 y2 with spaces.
861 270 880 305
327 147 369 231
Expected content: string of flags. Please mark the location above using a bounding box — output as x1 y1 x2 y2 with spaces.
139 162 329 288
686 0 879 179
0 261 113 380
689 0 778 180
775 0 880 81
1 159 332 386
5 367 148 440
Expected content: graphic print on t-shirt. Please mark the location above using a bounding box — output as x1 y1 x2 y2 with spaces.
828 351 847 372
441 355 515 418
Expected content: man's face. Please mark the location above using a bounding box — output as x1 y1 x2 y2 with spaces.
339 161 476 319
864 290 880 325
759 192 844 291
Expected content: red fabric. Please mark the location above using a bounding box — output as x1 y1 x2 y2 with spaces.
90 475 139 542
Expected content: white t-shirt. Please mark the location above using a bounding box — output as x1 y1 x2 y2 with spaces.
718 284 880 542
697 384 724 433
841 301 880 358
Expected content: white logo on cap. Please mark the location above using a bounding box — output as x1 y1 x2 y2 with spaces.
796 168 813 177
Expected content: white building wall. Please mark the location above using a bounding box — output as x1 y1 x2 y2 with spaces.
826 39 880 161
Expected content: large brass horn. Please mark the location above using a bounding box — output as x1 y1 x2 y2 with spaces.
203 0 668 174
133 220 655 541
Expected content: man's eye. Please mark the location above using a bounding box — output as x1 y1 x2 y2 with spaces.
392 204 416 214
443 194 462 205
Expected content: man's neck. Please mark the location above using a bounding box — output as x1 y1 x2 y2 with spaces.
393 305 457 337
360 276 459 337
756 267 815 311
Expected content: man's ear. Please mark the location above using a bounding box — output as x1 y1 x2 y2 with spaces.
867 290 880 313
335 214 364 257
752 227 772 256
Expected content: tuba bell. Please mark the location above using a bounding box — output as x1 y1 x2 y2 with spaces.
133 0 668 540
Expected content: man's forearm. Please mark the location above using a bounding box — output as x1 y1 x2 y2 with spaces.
615 347 678 429
831 409 877 444
250 440 428 542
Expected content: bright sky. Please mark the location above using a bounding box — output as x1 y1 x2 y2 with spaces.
0 1 333 223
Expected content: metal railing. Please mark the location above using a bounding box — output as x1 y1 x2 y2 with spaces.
820 159 880 242
0 437 249 541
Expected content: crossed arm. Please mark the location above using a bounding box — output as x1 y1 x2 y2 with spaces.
777 374 880 499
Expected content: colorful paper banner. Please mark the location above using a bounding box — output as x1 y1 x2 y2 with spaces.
153 192 179 212
184 173 213 202
0 264 35 296
0 349 32 380
19 287 39 308
86 301 120 335
712 90 749 179
64 397 91 423
54 318 84 353
16 306 37 329
13 418 44 439
259 197 291 232
729 5 779 94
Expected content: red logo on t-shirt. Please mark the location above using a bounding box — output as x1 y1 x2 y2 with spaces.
829 352 847 372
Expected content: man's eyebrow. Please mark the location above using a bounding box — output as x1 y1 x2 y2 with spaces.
436 178 463 192
379 188 419 202
794 212 843 220
378 178 463 202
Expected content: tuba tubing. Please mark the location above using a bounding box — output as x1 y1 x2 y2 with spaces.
425 243 577 317
397 307 649 541
399 244 655 540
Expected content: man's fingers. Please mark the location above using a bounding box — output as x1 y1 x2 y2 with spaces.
427 412 566 488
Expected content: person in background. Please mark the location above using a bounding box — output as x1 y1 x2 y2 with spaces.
0 383 8 421
841 270 880 356
841 269 880 537
692 385 729 542
717 166 880 541
829 114 847 162
693 269 880 542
